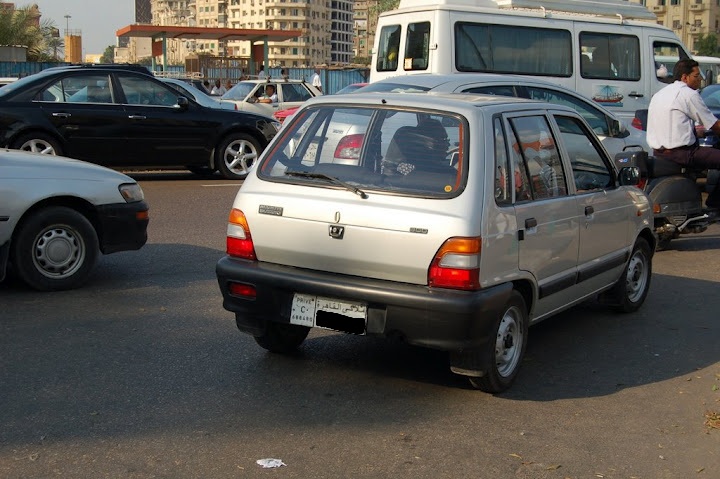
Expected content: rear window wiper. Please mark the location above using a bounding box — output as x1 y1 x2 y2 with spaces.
284 170 368 199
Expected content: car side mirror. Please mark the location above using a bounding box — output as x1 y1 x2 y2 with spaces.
175 96 189 110
618 166 641 186
608 118 624 137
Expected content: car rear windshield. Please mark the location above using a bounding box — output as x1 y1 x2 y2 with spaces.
257 105 465 197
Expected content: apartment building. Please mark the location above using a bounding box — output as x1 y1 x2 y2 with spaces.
331 1 353 64
645 0 720 54
352 0 377 62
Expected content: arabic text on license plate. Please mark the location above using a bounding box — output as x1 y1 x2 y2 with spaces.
290 294 367 328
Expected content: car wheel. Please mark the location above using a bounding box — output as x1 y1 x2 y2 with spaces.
11 132 63 156
467 291 528 393
10 207 99 291
216 133 262 180
608 237 652 313
186 165 216 177
254 322 310 353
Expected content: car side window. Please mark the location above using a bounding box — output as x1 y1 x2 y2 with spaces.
117 75 177 106
526 86 610 136
506 127 532 203
493 117 512 205
462 85 518 97
281 83 313 102
508 115 568 200
554 115 614 193
38 74 112 103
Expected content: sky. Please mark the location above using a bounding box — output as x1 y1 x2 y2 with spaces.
35 1 136 56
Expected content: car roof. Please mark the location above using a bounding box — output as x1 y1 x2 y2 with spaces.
41 63 152 75
240 78 309 84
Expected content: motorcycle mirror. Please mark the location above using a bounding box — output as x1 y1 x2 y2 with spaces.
618 166 641 186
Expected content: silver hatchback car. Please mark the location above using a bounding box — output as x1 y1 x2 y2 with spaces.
216 92 655 393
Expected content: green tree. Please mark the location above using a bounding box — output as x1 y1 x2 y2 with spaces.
0 4 43 59
99 45 115 64
370 0 400 16
695 34 718 56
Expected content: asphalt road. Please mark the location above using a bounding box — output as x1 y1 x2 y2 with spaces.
1 172 719 479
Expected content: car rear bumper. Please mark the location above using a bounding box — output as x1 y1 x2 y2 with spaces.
96 201 149 254
216 256 512 351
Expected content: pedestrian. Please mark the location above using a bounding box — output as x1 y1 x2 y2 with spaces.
281 67 289 81
646 58 720 209
258 64 266 79
210 79 226 96
225 79 233 91
202 80 211 93
311 67 322 93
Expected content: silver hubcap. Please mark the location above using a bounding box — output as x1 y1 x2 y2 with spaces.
495 306 524 378
32 226 85 279
223 139 258 176
625 249 648 303
20 139 57 155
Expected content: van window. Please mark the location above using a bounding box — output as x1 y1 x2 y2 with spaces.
376 25 401 72
455 23 571 76
579 32 640 81
653 42 690 83
508 116 567 199
404 21 430 71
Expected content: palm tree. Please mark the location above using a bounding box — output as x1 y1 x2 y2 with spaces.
0 4 57 61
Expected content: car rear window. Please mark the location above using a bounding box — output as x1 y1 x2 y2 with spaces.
258 106 465 197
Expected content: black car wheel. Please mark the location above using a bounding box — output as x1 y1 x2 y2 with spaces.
254 322 310 353
216 133 262 180
11 207 99 291
11 132 63 156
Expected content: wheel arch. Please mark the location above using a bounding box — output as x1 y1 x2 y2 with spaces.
638 227 657 255
511 278 534 316
7 127 64 151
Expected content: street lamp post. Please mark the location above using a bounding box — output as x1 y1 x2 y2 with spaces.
64 14 71 34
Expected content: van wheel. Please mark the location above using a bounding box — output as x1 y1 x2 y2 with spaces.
254 322 310 353
10 207 99 291
467 291 528 393
608 237 652 313
216 133 262 180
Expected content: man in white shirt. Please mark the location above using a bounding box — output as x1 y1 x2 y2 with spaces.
210 79 226 96
311 67 322 93
647 58 720 209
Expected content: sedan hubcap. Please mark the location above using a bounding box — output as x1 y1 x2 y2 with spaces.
33 227 85 278
224 139 258 175
495 307 523 378
21 139 57 155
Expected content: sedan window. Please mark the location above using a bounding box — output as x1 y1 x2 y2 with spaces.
117 75 177 106
526 86 610 136
38 74 112 103
554 115 614 192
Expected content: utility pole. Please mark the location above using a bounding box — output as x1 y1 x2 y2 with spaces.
64 14 71 34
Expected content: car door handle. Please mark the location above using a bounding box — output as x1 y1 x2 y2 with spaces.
585 206 594 216
525 218 537 229
51 112 71 118
628 92 644 98
128 115 147 120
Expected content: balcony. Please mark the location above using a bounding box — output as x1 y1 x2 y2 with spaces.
689 3 707 11
652 5 666 13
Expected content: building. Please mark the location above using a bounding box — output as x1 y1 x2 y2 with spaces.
639 0 720 54
331 1 353 65
353 0 378 62
151 0 196 64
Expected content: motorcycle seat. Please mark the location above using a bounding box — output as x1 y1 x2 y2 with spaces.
648 155 703 178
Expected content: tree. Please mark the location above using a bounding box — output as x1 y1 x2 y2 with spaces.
695 34 718 56
0 4 63 61
99 45 115 64
370 0 400 17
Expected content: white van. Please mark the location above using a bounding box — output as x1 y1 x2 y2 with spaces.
370 0 691 121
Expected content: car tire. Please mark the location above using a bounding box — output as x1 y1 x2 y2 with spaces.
186 165 216 177
216 133 262 180
11 206 99 291
254 322 310 353
11 132 63 156
467 290 528 394
607 237 652 313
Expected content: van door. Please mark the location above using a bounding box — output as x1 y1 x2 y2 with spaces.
575 28 644 121
504 113 580 319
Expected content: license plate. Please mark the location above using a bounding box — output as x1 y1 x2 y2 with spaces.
290 293 367 332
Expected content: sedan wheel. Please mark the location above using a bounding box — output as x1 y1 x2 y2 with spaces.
12 133 62 156
11 207 99 291
216 133 262 180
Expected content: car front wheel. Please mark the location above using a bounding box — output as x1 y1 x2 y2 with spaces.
216 133 262 180
11 132 63 156
11 207 99 291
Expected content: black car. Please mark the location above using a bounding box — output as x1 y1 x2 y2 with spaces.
0 66 279 179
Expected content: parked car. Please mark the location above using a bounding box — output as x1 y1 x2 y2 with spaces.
0 149 149 291
272 82 368 124
221 79 321 116
160 77 236 111
216 91 655 393
0 66 280 180
356 73 650 156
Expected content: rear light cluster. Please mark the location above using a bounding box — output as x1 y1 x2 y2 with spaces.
428 237 482 290
334 134 364 161
630 117 644 130
226 208 257 260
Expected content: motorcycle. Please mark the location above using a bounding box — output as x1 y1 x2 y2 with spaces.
616 149 720 250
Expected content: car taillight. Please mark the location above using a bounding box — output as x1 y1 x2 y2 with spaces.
631 117 644 130
334 134 364 160
428 237 482 290
226 208 257 260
